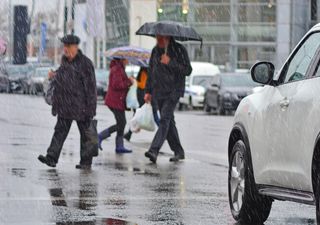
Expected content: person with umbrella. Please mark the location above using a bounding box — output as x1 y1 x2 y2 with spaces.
98 57 135 153
136 22 201 163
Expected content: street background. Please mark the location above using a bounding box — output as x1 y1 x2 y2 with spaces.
0 94 315 225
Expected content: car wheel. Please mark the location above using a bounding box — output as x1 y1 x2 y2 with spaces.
228 140 272 224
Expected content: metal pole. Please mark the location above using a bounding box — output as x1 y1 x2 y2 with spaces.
54 0 61 65
8 0 12 63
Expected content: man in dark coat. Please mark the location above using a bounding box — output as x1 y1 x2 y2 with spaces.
38 34 97 169
144 35 192 163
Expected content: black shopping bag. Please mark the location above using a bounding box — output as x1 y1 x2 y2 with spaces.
85 119 99 157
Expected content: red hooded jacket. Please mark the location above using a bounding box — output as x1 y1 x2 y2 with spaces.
105 60 132 111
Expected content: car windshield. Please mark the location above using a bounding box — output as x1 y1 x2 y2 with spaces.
221 74 258 87
192 76 213 87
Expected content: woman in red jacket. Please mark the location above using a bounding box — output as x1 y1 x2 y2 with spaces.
98 58 134 153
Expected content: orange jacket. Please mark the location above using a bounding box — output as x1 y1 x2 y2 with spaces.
137 70 148 89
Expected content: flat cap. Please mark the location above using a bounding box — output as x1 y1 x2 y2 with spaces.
60 34 80 45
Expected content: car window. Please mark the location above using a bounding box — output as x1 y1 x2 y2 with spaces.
221 75 258 87
192 76 213 88
282 32 320 83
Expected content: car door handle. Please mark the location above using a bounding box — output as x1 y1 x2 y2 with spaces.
280 98 290 108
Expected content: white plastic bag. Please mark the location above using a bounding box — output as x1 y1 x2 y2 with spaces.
130 104 156 133
126 81 139 109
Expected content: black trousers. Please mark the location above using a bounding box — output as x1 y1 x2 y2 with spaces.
47 117 93 165
149 97 184 155
108 108 126 138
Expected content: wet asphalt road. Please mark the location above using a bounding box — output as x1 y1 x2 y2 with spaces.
0 94 316 225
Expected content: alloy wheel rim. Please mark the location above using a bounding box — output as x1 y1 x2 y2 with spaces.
230 151 245 213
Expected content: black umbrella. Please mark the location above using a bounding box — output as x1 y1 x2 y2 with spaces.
136 21 202 45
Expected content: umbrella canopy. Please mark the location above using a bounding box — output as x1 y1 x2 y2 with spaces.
135 21 202 44
105 46 151 67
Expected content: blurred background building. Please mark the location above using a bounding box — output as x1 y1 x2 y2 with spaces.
2 0 320 70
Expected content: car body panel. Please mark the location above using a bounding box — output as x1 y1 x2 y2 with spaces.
232 24 320 193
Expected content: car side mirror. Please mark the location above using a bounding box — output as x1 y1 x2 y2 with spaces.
251 61 275 85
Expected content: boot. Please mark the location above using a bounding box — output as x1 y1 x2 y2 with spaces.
98 128 110 150
115 136 132 154
124 130 132 142
145 151 157 163
169 153 185 162
38 155 56 168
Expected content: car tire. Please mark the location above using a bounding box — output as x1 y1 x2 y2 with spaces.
228 140 272 224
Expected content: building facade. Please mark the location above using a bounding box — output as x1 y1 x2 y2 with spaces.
157 0 319 70
85 0 319 70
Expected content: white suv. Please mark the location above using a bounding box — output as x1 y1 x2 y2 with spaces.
228 24 320 223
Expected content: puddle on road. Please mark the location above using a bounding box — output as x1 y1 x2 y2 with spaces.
56 218 137 225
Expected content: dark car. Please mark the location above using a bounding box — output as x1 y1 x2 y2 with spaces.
95 69 109 98
204 73 259 115
7 64 32 94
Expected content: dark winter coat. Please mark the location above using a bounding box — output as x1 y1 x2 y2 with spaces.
52 50 97 121
105 60 132 111
145 39 192 100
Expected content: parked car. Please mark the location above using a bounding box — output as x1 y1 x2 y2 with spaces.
28 67 53 95
228 24 320 224
6 64 32 94
204 73 258 115
179 62 220 109
95 69 109 97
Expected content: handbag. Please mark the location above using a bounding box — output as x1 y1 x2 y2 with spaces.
84 119 99 157
126 80 140 109
130 104 156 133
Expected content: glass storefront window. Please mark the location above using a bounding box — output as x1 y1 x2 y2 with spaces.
194 5 230 22
238 4 276 23
237 46 276 68
237 24 276 42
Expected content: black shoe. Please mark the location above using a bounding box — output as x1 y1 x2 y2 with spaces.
145 151 157 163
38 155 56 168
124 132 132 142
75 164 92 169
169 154 185 162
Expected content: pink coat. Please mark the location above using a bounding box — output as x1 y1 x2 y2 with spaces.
105 60 132 111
